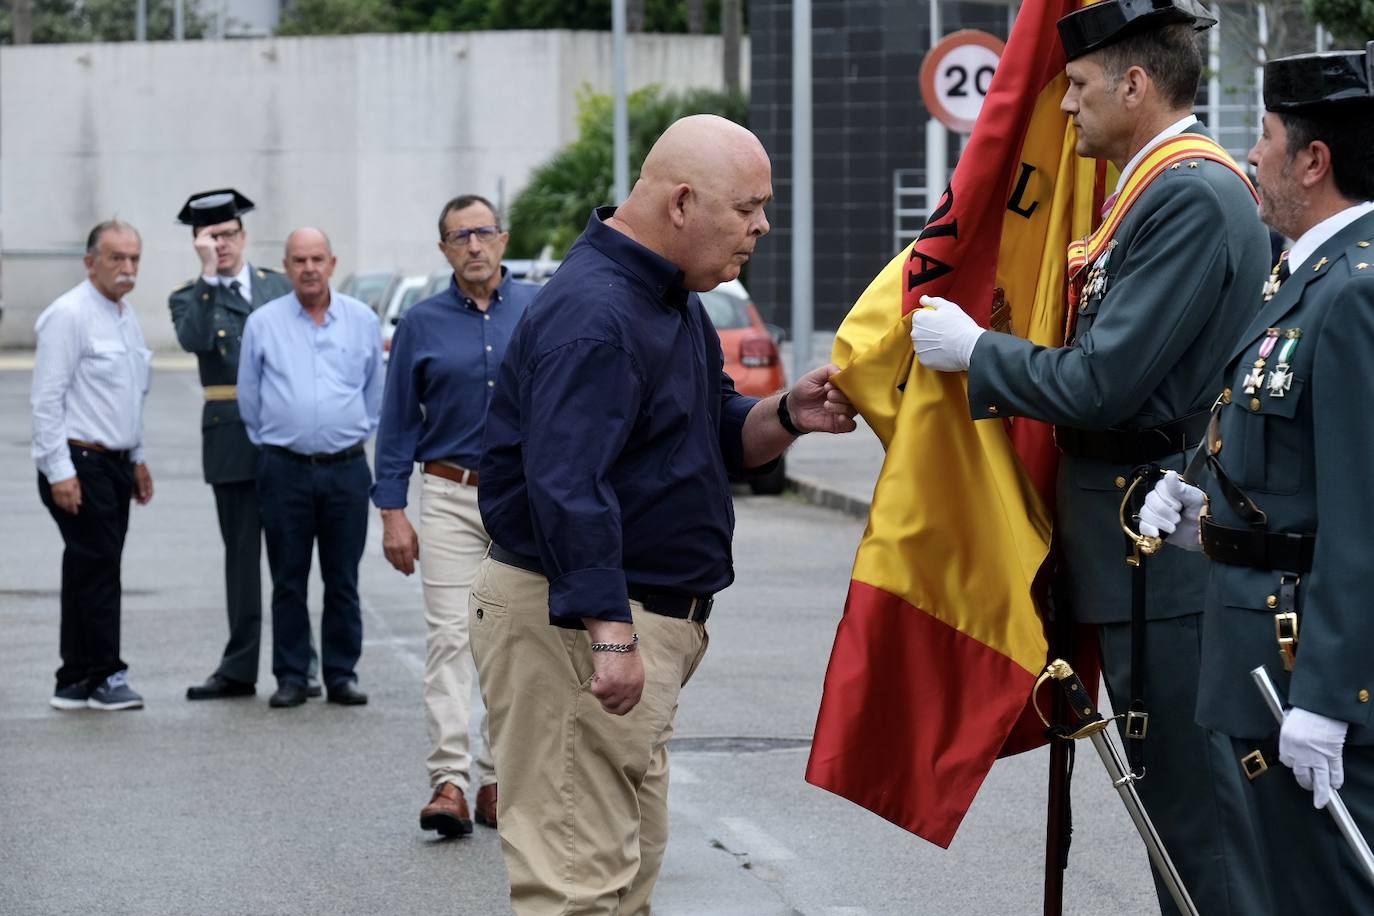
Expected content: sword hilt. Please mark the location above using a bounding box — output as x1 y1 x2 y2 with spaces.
1034 659 1110 740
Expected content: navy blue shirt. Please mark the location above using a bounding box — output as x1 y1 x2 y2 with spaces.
371 269 538 509
479 208 762 627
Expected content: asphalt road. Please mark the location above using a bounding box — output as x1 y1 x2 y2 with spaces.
0 365 1158 915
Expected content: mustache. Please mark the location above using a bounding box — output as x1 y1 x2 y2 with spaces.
115 274 137 284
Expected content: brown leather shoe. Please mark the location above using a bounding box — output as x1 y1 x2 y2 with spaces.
419 783 472 837
474 783 498 828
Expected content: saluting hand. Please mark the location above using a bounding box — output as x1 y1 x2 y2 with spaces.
193 225 220 277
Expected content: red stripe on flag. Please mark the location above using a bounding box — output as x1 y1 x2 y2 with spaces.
804 580 1036 848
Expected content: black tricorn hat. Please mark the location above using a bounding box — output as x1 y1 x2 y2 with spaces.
1058 0 1216 62
1263 42 1374 112
177 188 255 227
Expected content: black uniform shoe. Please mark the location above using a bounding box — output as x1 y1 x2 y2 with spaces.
326 681 368 706
269 683 309 708
186 674 255 701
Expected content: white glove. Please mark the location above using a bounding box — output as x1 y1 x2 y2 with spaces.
1280 706 1349 809
911 295 985 372
1138 470 1205 551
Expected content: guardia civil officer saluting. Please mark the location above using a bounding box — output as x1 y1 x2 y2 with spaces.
1141 43 1374 914
911 2 1271 913
169 190 316 701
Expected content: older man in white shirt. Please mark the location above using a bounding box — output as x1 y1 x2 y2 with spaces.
32 219 154 712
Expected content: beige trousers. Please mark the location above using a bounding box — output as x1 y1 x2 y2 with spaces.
418 473 495 792
469 556 708 916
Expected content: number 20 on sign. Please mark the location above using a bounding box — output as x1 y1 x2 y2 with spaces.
919 30 1006 134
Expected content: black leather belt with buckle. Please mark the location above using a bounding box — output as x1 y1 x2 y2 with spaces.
487 543 713 623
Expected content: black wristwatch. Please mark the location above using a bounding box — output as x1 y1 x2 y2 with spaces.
776 391 804 437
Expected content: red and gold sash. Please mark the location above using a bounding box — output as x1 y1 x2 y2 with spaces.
1065 133 1257 319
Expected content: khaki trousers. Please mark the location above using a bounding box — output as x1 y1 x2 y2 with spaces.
470 556 708 916
418 473 494 792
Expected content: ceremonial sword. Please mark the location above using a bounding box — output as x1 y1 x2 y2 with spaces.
1034 659 1200 916
1250 666 1374 886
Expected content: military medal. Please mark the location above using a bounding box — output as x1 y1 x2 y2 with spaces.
1261 262 1282 302
1083 240 1117 300
1243 328 1280 395
1266 328 1302 398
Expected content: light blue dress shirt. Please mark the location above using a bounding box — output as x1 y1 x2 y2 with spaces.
238 289 383 455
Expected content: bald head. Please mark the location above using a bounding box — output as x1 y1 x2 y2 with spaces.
612 115 773 291
283 226 337 307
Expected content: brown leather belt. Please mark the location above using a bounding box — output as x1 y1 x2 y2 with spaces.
68 438 131 460
423 461 479 486
204 385 237 401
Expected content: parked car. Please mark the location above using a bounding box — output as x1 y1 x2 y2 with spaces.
339 268 404 313
699 279 788 495
378 275 428 362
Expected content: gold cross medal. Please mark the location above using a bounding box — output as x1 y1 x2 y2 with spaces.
1244 328 1281 395
1267 328 1302 398
1261 264 1283 302
1086 241 1117 300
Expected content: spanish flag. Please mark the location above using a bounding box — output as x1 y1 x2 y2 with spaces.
805 0 1105 847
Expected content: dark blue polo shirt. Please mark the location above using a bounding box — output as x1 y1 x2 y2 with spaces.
371 269 538 509
479 207 762 627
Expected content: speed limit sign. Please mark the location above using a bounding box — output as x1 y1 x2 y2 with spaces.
919 30 1006 134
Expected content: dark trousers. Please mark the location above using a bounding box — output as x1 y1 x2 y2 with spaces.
1228 737 1374 915
212 480 263 684
256 448 368 690
1099 615 1269 916
38 447 133 689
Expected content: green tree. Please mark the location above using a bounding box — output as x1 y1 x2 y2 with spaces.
275 0 396 35
506 84 747 259
1 0 209 42
1305 0 1374 42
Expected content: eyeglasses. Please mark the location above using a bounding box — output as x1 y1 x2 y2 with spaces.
443 225 502 246
208 228 242 243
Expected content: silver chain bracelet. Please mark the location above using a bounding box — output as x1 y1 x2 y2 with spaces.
590 633 639 653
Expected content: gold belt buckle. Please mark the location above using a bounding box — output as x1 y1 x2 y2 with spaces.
1275 611 1299 672
1241 749 1269 780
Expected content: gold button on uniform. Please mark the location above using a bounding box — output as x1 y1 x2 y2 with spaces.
1266 595 1278 609
987 405 999 415
217 329 227 338
1114 476 1127 489
1251 398 1261 412
1210 438 1223 456
1221 388 1232 405
1360 689 1370 704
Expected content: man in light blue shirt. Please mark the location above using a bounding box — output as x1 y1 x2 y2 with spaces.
238 227 383 709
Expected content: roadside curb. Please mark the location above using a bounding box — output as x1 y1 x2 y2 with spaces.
783 474 871 521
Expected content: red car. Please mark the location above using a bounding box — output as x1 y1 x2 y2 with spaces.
699 279 788 494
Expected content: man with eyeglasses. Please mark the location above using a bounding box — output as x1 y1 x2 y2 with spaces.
169 189 320 702
372 194 539 835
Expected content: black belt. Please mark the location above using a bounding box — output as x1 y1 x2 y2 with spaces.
487 543 714 623
1200 517 1315 573
1055 409 1210 464
266 443 365 465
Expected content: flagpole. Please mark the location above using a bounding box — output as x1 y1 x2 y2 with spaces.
1041 577 1076 916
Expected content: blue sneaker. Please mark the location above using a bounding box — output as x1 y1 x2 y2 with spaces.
50 682 91 710
87 671 144 711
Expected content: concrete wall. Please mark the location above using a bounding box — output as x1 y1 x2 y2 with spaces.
0 31 749 348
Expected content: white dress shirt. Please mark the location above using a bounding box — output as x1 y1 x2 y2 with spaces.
31 280 152 482
1113 114 1200 197
1285 200 1374 272
201 262 253 303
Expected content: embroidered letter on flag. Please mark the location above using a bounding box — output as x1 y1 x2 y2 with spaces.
805 0 1105 847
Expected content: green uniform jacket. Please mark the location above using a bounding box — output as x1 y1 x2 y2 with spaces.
168 266 293 484
1195 210 1374 746
966 127 1271 624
